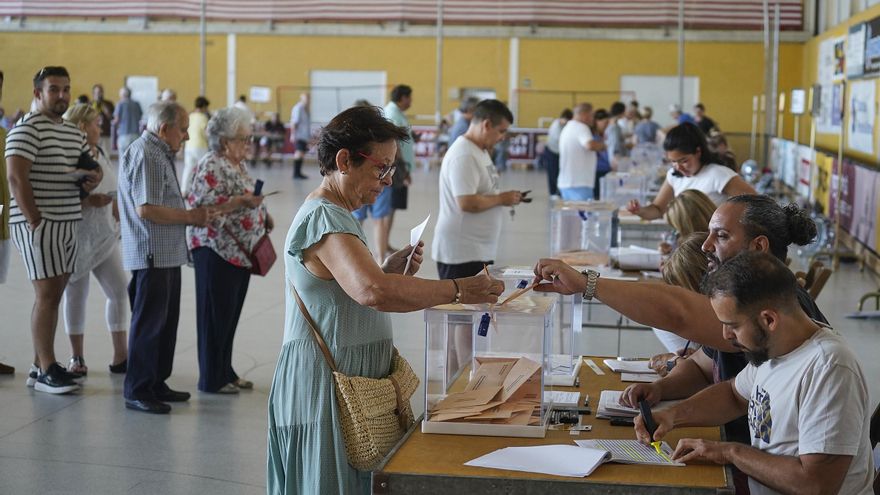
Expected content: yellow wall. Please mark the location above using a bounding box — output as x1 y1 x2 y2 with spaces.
520 39 803 134
0 30 796 137
801 3 880 166
0 32 227 116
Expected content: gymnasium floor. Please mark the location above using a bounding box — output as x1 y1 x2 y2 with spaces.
0 161 877 494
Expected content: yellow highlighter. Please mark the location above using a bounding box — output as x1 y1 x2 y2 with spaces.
638 399 666 456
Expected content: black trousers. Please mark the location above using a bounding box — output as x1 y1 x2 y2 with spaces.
193 247 251 392
124 267 181 401
436 260 493 280
542 149 560 196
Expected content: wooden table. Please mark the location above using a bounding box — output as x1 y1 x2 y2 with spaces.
372 357 734 494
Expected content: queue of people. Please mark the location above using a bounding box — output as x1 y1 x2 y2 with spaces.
2 67 874 495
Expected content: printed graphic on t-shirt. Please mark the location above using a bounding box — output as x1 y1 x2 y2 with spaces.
748 386 773 443
485 164 499 191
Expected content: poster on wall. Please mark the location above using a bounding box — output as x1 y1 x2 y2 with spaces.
818 38 837 84
864 16 880 75
848 23 867 78
790 89 807 115
817 84 843 134
846 79 876 154
833 38 847 81
851 166 878 248
828 159 856 233
796 145 814 200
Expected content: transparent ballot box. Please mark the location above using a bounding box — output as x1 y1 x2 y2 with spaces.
492 266 581 387
599 172 648 209
550 200 618 266
422 296 557 438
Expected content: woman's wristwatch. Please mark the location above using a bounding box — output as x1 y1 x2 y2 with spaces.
580 269 599 301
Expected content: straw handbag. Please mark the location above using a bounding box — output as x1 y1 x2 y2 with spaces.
291 284 419 471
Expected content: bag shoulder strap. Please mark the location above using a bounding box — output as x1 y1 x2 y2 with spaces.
289 281 339 373
223 224 251 258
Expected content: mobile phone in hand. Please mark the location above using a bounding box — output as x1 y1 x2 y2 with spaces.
520 190 532 203
254 179 264 196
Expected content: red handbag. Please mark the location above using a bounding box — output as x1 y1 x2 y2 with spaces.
223 225 277 276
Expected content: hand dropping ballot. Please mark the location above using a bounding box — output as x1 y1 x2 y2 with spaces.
403 214 430 276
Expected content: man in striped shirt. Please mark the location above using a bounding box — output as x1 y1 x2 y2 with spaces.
6 66 102 394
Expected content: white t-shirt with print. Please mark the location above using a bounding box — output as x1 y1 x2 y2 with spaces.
665 163 737 205
557 119 596 189
733 326 873 495
432 137 503 264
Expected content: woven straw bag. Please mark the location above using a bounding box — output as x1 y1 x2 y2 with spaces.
291 284 419 471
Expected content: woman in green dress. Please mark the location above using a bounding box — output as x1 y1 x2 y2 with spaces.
267 106 503 494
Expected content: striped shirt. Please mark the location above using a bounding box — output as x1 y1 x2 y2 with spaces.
4 112 89 223
118 131 189 270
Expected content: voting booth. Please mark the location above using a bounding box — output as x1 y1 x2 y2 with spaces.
422 296 557 438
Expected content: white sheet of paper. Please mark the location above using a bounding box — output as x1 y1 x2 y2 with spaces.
402 214 430 275
621 373 659 383
465 444 610 477
602 359 655 374
544 391 580 407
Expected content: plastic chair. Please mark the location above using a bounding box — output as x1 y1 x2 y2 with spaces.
807 266 832 300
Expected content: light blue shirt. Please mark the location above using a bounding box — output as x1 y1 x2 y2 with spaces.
383 101 414 169
290 102 311 142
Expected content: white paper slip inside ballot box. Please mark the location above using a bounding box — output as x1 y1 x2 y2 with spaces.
402 214 430 276
465 444 611 478
602 359 655 374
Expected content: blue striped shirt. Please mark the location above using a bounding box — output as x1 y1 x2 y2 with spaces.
118 131 188 270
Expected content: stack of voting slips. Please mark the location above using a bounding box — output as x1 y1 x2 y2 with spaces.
596 390 679 419
429 357 543 426
465 444 611 477
603 358 660 383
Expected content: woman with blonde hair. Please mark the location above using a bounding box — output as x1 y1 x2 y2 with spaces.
650 232 709 368
61 103 129 375
660 189 716 255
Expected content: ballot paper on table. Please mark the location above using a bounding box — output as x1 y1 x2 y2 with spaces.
429 356 543 425
465 444 611 477
603 359 655 374
596 390 680 419
402 214 430 275
575 439 684 466
621 372 660 383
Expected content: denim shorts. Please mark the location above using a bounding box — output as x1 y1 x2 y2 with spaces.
352 186 393 220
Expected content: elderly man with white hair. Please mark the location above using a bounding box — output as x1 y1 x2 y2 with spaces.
117 100 216 414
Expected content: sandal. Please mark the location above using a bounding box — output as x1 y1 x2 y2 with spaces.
108 360 127 374
68 356 88 376
234 378 254 389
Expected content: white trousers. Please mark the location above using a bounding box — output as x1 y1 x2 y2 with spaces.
63 248 129 335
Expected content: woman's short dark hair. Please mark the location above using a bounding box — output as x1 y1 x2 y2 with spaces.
593 109 609 121
390 85 412 103
317 106 410 176
663 122 719 168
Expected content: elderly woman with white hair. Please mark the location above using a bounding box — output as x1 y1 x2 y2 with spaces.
186 107 272 394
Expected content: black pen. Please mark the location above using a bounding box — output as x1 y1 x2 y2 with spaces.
679 340 691 357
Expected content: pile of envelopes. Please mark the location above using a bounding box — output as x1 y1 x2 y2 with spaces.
429 356 543 425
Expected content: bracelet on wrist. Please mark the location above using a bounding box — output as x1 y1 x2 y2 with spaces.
451 278 462 305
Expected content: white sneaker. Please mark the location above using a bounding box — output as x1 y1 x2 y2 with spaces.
25 364 39 387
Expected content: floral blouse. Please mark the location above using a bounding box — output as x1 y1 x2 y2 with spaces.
185 152 269 268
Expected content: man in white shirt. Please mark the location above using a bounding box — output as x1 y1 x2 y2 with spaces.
542 108 572 197
432 99 524 280
635 251 873 495
557 102 606 201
